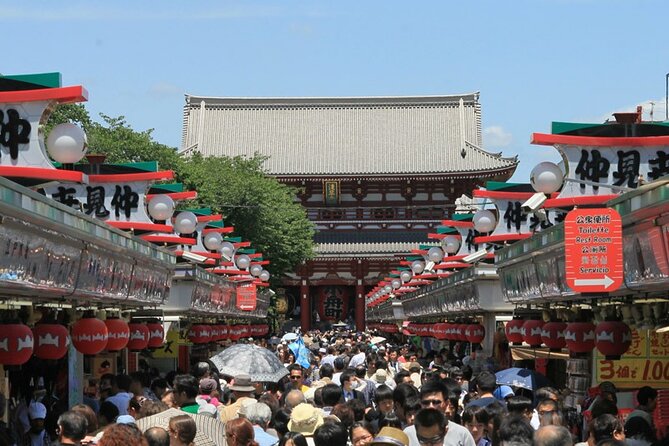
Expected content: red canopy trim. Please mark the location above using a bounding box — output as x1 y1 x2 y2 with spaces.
532 132 669 147
474 233 533 244
0 85 88 104
106 222 172 233
544 195 618 208
90 171 174 183
145 190 197 201
140 235 196 245
0 166 85 182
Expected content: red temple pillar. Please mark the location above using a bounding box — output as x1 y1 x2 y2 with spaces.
300 279 311 332
355 280 365 332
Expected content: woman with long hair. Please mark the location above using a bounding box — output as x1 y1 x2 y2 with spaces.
167 415 196 446
225 418 259 446
279 431 308 446
98 423 148 446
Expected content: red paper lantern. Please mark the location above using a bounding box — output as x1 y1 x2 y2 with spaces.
459 324 470 341
595 321 632 360
522 320 545 347
146 322 164 349
541 322 567 350
451 325 463 341
565 322 596 354
127 323 150 351
219 325 229 340
32 323 68 360
72 317 108 355
506 319 525 345
444 323 455 340
432 323 448 340
465 324 486 344
189 325 212 344
209 326 220 342
104 318 130 352
0 323 33 365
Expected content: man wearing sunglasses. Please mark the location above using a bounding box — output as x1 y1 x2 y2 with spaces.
403 381 475 446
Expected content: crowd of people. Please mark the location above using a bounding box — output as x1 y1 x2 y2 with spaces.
1 329 664 446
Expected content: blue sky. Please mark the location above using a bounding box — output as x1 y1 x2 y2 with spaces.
3 0 668 181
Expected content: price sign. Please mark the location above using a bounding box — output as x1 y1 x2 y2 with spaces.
564 208 623 293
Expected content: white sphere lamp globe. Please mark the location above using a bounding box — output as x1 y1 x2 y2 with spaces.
147 194 175 221
427 247 444 263
46 123 88 164
249 264 263 277
411 260 425 275
173 211 197 234
391 278 402 289
259 270 270 282
473 210 497 233
235 254 251 270
384 285 393 294
400 270 412 283
442 235 461 254
203 231 223 251
220 241 235 259
530 162 564 194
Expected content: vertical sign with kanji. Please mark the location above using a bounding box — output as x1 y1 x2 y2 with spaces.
564 208 623 292
323 180 340 206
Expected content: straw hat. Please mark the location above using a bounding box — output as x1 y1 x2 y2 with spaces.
288 403 324 436
370 427 410 446
229 374 255 392
373 369 388 384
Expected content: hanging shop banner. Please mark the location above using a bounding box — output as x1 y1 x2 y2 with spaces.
236 283 257 311
595 329 669 388
317 286 349 322
564 208 623 293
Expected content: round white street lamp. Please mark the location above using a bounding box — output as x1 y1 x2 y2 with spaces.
203 231 223 251
147 194 175 221
259 270 270 282
174 211 197 234
220 241 235 259
235 254 251 270
442 235 460 254
473 209 496 233
427 246 444 263
411 260 425 275
400 270 412 283
530 161 564 194
46 123 88 164
250 264 263 277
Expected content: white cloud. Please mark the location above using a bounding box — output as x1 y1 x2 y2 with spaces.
147 82 183 99
483 125 513 148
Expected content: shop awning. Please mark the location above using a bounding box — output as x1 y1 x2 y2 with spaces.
0 176 175 305
511 346 570 361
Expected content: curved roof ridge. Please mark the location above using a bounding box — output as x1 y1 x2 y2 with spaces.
184 93 480 107
465 140 519 164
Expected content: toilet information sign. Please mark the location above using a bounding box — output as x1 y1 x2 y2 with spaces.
565 208 623 293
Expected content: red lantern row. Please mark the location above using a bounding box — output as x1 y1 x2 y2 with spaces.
505 319 632 359
406 322 485 343
188 324 270 344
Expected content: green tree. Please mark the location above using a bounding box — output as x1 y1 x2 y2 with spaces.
180 152 315 282
46 105 314 281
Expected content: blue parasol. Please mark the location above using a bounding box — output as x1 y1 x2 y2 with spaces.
495 367 550 391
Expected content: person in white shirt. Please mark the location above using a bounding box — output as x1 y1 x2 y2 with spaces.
405 408 475 446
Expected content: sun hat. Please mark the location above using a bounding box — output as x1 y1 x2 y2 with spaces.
237 398 258 417
229 373 255 392
370 427 410 446
288 403 324 436
373 369 388 384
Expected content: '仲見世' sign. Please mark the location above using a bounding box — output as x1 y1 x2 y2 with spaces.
564 208 623 293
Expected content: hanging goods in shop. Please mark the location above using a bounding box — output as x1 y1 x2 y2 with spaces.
595 321 632 360
541 322 567 350
506 319 525 345
188 325 212 344
0 323 34 365
521 320 545 348
146 322 164 349
32 323 68 360
72 317 108 355
127 323 150 351
564 322 596 354
104 318 130 351
465 324 485 344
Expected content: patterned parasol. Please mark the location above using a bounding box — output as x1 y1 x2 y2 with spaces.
136 408 225 446
210 343 289 382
